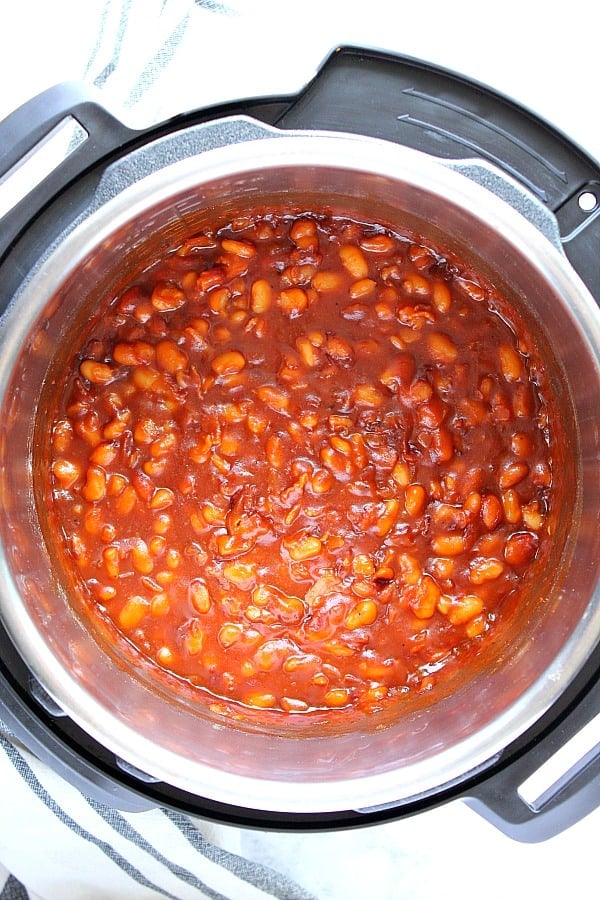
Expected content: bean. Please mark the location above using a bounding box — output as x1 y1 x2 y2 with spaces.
184 621 204 655
412 574 441 619
278 288 309 317
531 460 552 487
296 336 321 368
218 622 243 650
310 468 334 494
52 420 73 454
325 335 354 367
177 233 216 253
52 459 80 488
391 461 411 488
156 339 188 374
290 219 317 243
359 234 394 253
379 352 416 389
90 441 118 467
410 380 433 402
432 281 452 313
522 501 544 531
189 434 213 464
430 557 454 580
324 640 354 658
405 483 427 517
344 600 378 631
113 341 155 366
156 646 174 666
134 418 160 445
115 484 137 516
502 488 522 524
221 238 256 258
456 277 486 302
320 444 352 478
397 553 422 585
499 461 529 490
250 278 272 313
511 432 534 457
481 493 503 530
149 488 175 510
150 432 178 458
148 535 166 557
79 360 115 385
132 301 154 323
499 345 523 381
324 688 350 708
131 365 161 393
246 411 268 435
131 542 154 575
352 554 375 577
118 596 149 630
216 533 253 557
151 593 170 617
266 433 287 469
165 547 180 568
463 492 482 517
341 302 369 321
513 383 533 418
445 594 484 626
504 531 538 567
408 243 435 269
256 385 290 413
339 245 368 279
401 273 430 296
83 508 102 535
283 532 323 561
432 533 466 556
207 287 229 313
81 465 107 502
465 615 487 638
312 271 345 293
245 692 277 709
469 557 504 584
352 384 384 407
211 350 246 376
431 426 454 463
349 278 377 299
103 409 131 440
281 697 310 712
224 562 256 589
427 332 458 364
151 282 185 311
374 499 401 536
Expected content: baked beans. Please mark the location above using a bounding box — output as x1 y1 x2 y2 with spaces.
45 210 556 716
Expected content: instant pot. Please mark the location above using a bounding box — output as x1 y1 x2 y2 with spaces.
0 47 598 842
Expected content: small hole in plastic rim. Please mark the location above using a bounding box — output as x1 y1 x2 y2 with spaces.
578 191 598 213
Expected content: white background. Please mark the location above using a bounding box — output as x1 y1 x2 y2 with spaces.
0 2 598 898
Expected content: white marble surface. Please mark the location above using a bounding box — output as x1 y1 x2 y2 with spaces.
0 2 598 897
1 0 599 163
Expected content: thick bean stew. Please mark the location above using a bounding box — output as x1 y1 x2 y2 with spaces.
46 210 556 717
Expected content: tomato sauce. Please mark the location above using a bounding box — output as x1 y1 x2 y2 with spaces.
45 210 556 716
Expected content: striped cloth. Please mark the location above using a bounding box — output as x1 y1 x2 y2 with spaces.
0 727 315 900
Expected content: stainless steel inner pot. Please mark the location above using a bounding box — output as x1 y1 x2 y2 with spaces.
0 122 598 814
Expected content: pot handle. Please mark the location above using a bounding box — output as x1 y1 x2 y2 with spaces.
0 82 138 262
461 669 600 842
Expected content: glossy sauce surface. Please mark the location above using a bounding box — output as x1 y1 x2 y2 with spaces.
46 211 555 716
